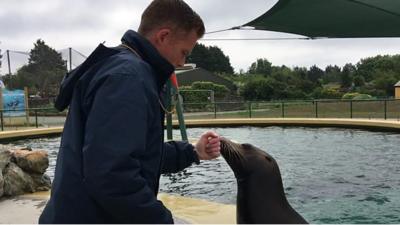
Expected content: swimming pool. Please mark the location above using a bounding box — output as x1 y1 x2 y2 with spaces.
6 127 400 223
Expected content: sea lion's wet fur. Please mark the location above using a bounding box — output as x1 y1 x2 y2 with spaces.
220 137 308 224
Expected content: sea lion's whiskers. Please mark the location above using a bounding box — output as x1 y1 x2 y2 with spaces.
222 139 245 163
233 144 243 156
232 146 245 163
228 142 244 159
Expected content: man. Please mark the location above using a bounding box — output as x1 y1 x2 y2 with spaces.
39 0 220 223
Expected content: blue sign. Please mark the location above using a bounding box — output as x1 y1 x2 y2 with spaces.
2 89 26 117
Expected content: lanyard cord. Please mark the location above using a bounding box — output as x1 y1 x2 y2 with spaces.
119 43 176 115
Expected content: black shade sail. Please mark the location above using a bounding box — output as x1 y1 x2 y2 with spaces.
244 0 400 38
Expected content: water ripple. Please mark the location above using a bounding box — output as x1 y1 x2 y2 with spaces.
4 127 400 223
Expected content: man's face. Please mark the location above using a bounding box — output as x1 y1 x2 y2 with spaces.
153 29 199 68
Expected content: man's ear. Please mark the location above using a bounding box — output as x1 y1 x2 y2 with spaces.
155 28 172 45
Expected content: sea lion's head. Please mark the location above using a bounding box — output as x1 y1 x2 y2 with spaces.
220 137 276 179
220 138 308 224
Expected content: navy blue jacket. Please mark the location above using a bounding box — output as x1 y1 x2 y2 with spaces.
39 30 199 224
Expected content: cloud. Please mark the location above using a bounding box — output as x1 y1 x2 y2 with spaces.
1 0 400 74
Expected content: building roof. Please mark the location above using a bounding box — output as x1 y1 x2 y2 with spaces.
396 81 400 87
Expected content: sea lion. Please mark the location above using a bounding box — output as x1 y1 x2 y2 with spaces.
220 137 308 224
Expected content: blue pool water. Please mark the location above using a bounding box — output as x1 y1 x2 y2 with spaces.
6 127 400 223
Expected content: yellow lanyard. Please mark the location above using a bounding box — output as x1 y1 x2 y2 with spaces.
119 43 176 115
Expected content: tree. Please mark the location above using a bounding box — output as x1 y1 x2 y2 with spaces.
241 78 274 100
248 58 272 76
291 67 313 94
325 65 341 74
307 65 324 84
5 39 66 97
353 75 365 87
238 54 400 100
187 43 234 74
312 87 342 99
181 82 229 101
323 65 341 84
241 80 259 100
341 63 356 88
356 55 397 82
373 71 397 96
191 81 229 98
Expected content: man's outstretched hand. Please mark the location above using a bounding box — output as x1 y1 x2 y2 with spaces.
194 131 221 160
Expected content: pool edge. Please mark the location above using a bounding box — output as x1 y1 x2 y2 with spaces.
0 118 399 142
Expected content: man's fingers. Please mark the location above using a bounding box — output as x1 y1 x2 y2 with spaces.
207 140 221 148
202 131 219 139
206 144 220 153
209 152 221 159
206 142 221 152
207 137 220 145
197 130 221 160
206 146 220 154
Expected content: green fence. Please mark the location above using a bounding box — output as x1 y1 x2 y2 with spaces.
0 108 67 131
0 99 399 131
176 99 400 121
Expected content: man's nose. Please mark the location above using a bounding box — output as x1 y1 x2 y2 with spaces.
177 58 186 67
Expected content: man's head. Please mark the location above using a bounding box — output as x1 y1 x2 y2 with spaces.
138 0 205 67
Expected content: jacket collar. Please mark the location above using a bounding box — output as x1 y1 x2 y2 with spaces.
121 30 175 89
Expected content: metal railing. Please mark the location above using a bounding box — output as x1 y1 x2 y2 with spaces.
0 108 67 131
0 99 399 131
176 99 400 121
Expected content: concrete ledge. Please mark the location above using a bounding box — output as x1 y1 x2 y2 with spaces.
0 192 235 224
0 118 399 142
175 118 400 132
0 127 63 143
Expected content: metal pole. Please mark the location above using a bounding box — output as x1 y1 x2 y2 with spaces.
166 81 173 140
175 95 188 141
210 90 215 103
315 101 318 118
35 109 38 128
24 87 30 125
170 74 188 141
350 100 353 119
281 102 285 118
6 50 11 76
248 102 252 118
214 102 217 119
0 110 3 131
384 100 387 120
69 47 72 71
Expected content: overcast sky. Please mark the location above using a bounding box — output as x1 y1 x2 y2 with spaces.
1 0 400 74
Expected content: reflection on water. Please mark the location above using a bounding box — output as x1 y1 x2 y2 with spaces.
5 127 400 223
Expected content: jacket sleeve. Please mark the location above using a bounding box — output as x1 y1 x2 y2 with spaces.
161 141 200 174
82 74 173 224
